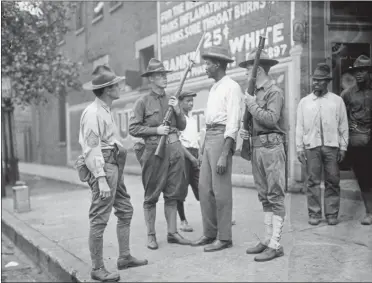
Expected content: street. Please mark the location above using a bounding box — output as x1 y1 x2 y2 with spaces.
1 234 55 282
2 173 372 282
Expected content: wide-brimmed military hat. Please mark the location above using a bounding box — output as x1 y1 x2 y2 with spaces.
311 63 332 80
83 65 125 90
141 58 172 77
201 46 234 63
344 55 372 73
178 90 197 100
238 49 279 69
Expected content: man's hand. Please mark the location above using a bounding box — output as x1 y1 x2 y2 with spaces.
297 151 307 164
98 177 111 199
244 91 256 106
337 150 346 163
198 151 203 166
240 129 251 140
168 96 181 115
157 125 170 135
190 156 199 169
217 154 228 175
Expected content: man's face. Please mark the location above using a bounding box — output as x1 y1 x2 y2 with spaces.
149 72 168 89
312 78 329 95
353 68 369 83
180 96 194 113
204 58 218 78
106 83 120 100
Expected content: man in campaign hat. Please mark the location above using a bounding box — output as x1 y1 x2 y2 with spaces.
341 55 372 225
239 49 287 262
129 58 191 250
296 63 348 227
192 46 243 252
76 65 148 282
177 90 201 232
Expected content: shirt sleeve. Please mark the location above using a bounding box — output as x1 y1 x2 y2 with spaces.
295 99 305 152
338 97 349 151
129 98 158 137
224 84 243 140
245 89 284 129
174 109 187 131
81 110 106 178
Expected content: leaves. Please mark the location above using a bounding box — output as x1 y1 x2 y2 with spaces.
1 1 82 106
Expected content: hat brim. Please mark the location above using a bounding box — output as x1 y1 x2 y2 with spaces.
141 70 173 77
311 75 333 80
178 93 197 99
342 65 372 74
201 54 234 63
83 76 125 90
239 58 279 69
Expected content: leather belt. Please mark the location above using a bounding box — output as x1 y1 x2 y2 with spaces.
349 122 371 134
251 133 284 147
145 132 179 145
206 124 226 130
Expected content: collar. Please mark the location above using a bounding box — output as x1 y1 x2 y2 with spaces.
256 79 274 91
310 91 330 100
150 88 166 97
95 97 111 113
355 81 372 92
213 75 229 87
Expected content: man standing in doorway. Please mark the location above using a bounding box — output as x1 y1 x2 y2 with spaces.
192 46 242 252
77 65 148 282
177 90 201 232
129 58 191 250
341 55 372 225
296 63 349 226
239 49 286 262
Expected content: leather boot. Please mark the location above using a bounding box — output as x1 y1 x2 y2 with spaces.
361 192 372 225
263 212 273 244
117 255 148 270
144 207 158 250
91 267 120 282
89 228 105 270
117 222 130 259
254 215 284 262
164 201 177 234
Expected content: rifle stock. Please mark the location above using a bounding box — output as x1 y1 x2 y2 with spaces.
240 36 266 161
155 32 205 159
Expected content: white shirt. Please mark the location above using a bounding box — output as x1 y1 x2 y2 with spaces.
204 75 243 140
179 113 200 149
296 92 349 152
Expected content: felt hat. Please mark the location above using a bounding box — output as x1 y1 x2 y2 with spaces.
312 63 332 80
82 65 125 90
238 48 279 69
141 58 172 77
201 46 234 63
344 55 372 73
178 90 197 100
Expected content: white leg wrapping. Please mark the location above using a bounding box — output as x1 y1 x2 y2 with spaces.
268 215 284 249
263 212 273 245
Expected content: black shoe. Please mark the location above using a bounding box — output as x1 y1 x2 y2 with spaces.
147 235 158 250
167 232 192 245
204 239 233 252
308 217 321 226
254 246 284 262
191 235 216 247
117 255 148 270
327 217 338 225
91 267 120 282
246 242 267 254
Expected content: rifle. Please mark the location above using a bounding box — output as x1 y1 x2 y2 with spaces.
241 2 273 161
155 32 206 159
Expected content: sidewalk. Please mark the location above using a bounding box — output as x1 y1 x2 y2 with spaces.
2 173 371 282
18 161 363 201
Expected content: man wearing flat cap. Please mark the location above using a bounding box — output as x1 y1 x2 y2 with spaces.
239 49 286 262
296 63 348 227
129 58 191 250
177 90 201 232
76 65 148 282
191 46 243 252
341 55 372 225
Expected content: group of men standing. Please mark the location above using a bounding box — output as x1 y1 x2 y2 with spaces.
76 45 371 281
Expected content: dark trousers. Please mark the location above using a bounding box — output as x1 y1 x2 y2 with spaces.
177 147 200 221
199 128 233 241
305 146 340 219
349 145 372 214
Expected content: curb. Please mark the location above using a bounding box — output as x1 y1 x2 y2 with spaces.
1 209 91 283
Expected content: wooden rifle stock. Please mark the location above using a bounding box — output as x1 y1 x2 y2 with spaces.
155 32 206 159
240 36 266 161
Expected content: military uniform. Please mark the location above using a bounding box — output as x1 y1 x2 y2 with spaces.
341 55 372 225
129 58 190 249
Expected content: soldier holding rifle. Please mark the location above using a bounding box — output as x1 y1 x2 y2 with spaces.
239 49 287 262
129 58 191 250
192 46 243 252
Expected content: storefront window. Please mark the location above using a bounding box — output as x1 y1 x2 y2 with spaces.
330 1 372 23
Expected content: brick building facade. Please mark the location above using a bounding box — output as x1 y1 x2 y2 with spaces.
15 1 372 189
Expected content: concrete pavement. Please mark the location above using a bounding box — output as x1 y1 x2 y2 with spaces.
2 173 371 282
